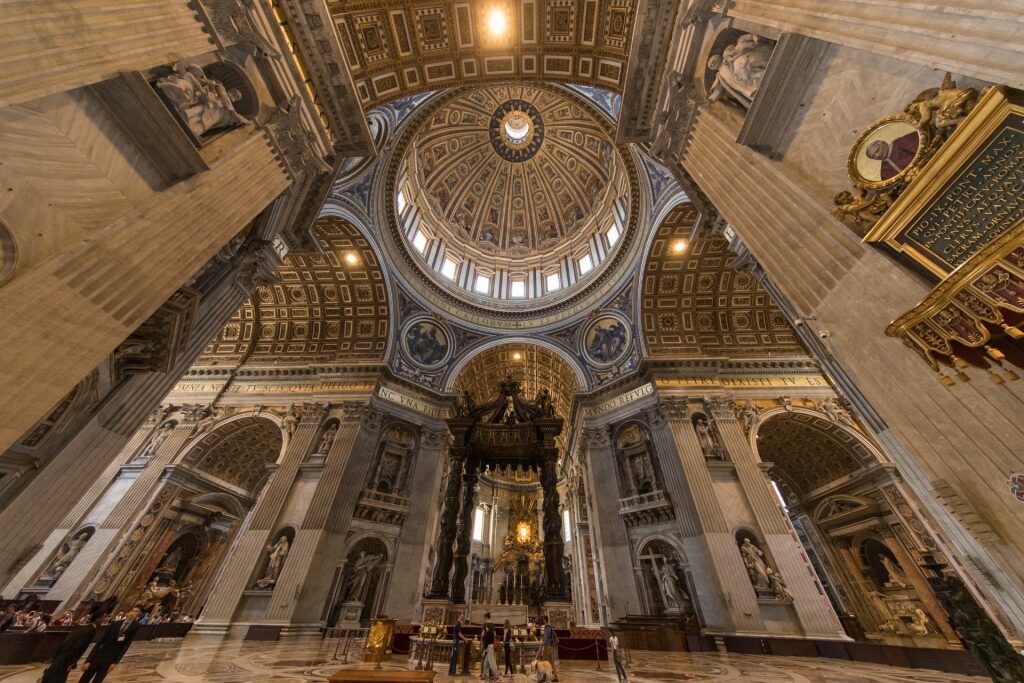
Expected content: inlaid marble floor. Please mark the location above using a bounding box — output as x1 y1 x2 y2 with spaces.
0 637 990 683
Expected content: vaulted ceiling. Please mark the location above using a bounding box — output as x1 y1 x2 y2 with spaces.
329 0 635 108
185 416 283 493
197 217 389 365
641 204 803 358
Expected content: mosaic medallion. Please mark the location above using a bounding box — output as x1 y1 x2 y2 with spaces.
581 313 631 366
401 318 451 368
489 99 544 161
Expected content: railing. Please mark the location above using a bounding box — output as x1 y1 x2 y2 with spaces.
359 489 410 508
324 627 369 662
618 490 670 512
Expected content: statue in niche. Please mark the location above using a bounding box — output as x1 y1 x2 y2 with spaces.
38 532 89 583
282 404 299 436
705 34 774 109
255 535 290 587
659 562 689 609
631 454 653 493
694 417 722 459
766 567 793 600
317 424 338 454
143 422 175 457
156 62 250 138
154 546 182 583
880 554 909 589
343 551 384 602
740 538 771 591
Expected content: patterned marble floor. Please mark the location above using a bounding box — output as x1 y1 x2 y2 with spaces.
0 637 990 683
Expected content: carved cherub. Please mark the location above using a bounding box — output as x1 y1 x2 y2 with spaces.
833 189 895 234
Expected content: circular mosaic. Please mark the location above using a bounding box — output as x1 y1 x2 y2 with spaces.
489 99 544 161
401 318 452 368
581 313 632 366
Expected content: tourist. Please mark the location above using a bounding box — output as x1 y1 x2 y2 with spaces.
27 613 51 632
503 619 514 677
448 617 469 676
79 605 144 683
541 617 559 682
607 629 627 682
41 608 104 683
480 614 498 682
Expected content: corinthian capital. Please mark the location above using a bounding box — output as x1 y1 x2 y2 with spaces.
703 395 736 420
583 426 611 449
658 397 689 421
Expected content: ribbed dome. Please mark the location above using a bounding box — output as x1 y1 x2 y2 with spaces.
404 84 624 263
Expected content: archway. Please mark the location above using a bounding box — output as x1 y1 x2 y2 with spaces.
753 410 956 646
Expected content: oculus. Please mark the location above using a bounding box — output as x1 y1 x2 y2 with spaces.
489 99 544 161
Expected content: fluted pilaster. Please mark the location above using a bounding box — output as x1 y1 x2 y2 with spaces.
0 0 215 108
197 404 324 625
382 427 448 621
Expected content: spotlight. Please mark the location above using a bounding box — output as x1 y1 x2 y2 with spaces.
344 252 359 266
512 352 522 361
487 8 507 36
671 239 688 254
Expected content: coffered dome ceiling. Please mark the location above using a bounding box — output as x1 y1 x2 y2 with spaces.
404 84 624 263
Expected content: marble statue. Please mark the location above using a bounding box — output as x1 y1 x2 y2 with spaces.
456 390 475 417
908 606 932 636
144 422 175 456
880 554 909 589
740 538 770 590
317 424 337 454
257 535 290 586
155 546 182 579
766 567 793 600
694 417 719 458
706 34 774 109
735 400 761 433
192 407 222 437
39 532 89 582
534 388 555 418
156 62 250 138
282 404 299 436
659 563 689 609
343 551 384 602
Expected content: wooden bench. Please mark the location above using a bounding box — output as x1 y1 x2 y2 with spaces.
327 670 435 682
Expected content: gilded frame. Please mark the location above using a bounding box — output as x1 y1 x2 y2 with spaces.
846 112 928 191
864 87 1023 278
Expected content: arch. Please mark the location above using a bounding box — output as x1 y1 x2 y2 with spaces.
444 337 588 391
636 533 689 567
188 491 247 519
750 407 885 499
180 415 283 493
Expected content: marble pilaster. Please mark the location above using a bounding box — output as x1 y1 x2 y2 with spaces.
197 404 324 626
382 427 448 622
711 399 846 638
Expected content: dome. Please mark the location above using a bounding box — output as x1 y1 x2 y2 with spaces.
392 84 632 305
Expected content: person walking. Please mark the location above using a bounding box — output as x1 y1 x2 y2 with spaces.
541 617 559 682
502 619 514 677
608 629 628 682
448 618 469 676
79 606 143 683
480 614 498 683
40 609 104 683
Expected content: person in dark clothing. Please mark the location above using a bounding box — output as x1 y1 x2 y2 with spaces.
448 618 469 676
0 604 17 632
41 611 102 683
79 606 143 683
481 615 497 682
502 619 514 676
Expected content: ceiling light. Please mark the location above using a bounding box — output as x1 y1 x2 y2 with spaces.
512 352 522 361
344 252 359 265
487 8 507 36
671 239 688 254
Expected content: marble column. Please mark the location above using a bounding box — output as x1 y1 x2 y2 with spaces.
656 397 763 633
449 458 480 604
0 129 290 454
0 239 280 589
264 404 381 630
710 398 846 638
428 450 466 598
197 403 325 627
0 0 215 108
581 426 639 622
382 427 449 621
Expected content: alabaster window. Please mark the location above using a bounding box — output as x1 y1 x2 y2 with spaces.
546 272 561 292
474 273 491 294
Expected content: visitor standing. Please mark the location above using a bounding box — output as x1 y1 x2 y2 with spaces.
502 619 514 677
480 613 498 682
541 616 559 682
448 618 469 676
79 606 143 683
41 609 103 683
608 629 628 682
